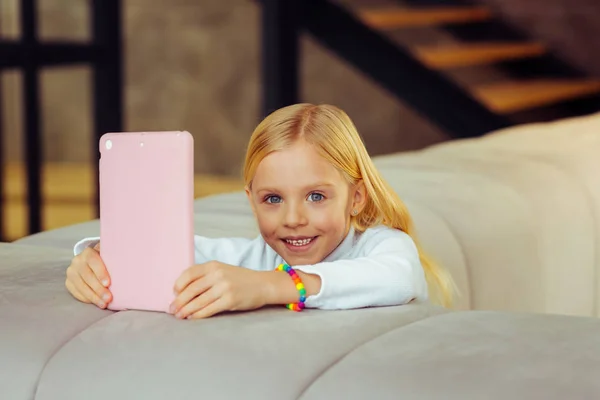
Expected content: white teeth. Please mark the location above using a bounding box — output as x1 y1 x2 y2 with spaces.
286 238 313 246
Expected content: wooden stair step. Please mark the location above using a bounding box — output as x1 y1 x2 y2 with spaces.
359 6 492 29
413 42 547 69
473 79 600 113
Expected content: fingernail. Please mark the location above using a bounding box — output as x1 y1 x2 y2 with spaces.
169 304 176 314
98 301 106 308
102 293 110 302
101 279 109 287
175 312 183 319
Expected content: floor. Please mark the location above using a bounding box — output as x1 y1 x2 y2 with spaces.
2 162 244 241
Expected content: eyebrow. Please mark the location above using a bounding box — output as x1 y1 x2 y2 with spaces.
254 182 336 193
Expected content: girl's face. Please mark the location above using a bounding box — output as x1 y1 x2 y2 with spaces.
246 140 366 266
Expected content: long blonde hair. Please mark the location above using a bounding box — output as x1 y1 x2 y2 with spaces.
243 103 455 307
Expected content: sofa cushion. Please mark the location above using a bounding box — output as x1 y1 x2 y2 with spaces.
425 112 600 316
0 241 447 400
374 147 595 316
35 305 446 400
0 243 113 400
3 214 600 399
302 310 600 399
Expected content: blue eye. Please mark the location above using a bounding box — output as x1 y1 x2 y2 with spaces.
265 195 282 204
308 193 324 202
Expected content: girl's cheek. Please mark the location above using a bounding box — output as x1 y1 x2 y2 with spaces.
256 215 281 236
309 209 344 227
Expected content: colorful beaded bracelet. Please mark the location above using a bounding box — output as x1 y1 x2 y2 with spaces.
276 263 306 311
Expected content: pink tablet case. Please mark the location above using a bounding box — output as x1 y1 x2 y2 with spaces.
99 131 195 313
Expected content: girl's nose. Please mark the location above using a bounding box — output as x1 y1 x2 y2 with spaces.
283 203 308 228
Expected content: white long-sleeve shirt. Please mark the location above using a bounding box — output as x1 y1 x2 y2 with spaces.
73 225 428 310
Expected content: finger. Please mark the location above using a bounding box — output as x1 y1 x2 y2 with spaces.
80 264 112 306
175 287 219 319
71 274 107 308
75 268 109 308
89 254 110 288
171 277 212 315
187 296 227 319
66 278 90 304
173 264 210 294
83 248 110 287
93 242 101 251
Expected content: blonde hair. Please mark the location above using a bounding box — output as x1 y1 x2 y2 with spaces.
243 103 455 307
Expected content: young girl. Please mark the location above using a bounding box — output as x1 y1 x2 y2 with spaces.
65 103 454 319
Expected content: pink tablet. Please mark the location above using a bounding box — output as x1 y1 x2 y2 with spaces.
99 131 195 313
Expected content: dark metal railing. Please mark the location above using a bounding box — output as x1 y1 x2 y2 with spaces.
0 0 123 241
20 0 43 237
260 0 301 118
92 0 124 210
0 70 4 241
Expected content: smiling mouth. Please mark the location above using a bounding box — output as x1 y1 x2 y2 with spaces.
283 237 316 247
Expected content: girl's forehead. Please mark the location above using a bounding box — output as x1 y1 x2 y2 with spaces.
252 145 346 189
258 145 334 173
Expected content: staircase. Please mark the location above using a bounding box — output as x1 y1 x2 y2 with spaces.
260 0 600 138
357 2 600 117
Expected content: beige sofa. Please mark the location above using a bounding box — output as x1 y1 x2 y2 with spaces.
3 112 600 399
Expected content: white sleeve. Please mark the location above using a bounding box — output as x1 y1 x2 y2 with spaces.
73 237 100 256
72 235 275 271
293 232 428 310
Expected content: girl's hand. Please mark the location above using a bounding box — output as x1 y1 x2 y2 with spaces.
170 261 270 319
65 243 113 309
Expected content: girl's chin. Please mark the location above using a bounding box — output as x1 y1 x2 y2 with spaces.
280 250 323 266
